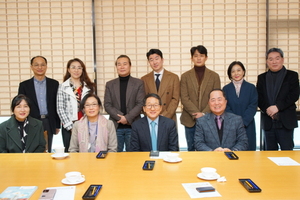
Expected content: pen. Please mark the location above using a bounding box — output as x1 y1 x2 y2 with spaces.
244 180 253 189
91 186 96 195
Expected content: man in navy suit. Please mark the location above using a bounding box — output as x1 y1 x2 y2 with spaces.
257 48 299 150
18 56 60 152
130 93 179 151
194 89 248 151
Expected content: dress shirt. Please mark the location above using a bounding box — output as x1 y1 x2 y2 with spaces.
34 77 48 115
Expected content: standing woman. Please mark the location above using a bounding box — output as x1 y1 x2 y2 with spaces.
223 61 258 150
0 94 46 153
69 93 117 152
57 58 95 152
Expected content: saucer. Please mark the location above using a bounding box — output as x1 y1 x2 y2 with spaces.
61 177 85 185
163 157 182 163
51 153 69 159
197 173 220 180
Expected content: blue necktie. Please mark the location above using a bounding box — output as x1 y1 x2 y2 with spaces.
150 121 157 151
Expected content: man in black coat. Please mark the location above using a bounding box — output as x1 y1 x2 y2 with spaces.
18 56 60 152
257 48 299 150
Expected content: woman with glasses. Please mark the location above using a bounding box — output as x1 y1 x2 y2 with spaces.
69 93 117 152
0 94 46 153
57 58 95 152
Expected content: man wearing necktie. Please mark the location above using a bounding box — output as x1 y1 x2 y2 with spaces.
194 89 248 151
141 49 180 122
130 93 179 151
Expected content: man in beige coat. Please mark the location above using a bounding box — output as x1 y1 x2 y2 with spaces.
180 45 221 151
141 49 180 122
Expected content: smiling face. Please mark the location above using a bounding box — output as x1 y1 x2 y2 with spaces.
148 53 164 73
208 90 227 116
143 97 162 121
67 61 83 80
116 57 131 77
31 56 47 78
191 49 208 67
230 64 245 81
267 52 284 72
83 97 100 120
13 99 30 122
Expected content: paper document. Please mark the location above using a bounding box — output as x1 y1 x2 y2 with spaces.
46 186 76 200
268 157 300 166
182 182 221 198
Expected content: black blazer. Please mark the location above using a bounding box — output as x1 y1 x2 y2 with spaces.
257 69 299 130
18 77 60 135
130 116 179 151
0 116 46 153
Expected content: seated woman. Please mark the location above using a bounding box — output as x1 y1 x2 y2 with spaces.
0 94 46 153
69 93 117 152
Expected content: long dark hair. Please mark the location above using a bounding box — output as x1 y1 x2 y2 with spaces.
63 58 95 93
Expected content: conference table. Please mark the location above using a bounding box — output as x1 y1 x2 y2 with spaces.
0 151 299 200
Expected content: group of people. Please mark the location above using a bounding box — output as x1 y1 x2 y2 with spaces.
0 45 299 154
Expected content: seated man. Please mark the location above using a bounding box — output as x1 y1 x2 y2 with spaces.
194 89 248 151
130 93 179 151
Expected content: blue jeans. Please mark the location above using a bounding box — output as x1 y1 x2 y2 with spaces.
185 125 196 151
116 128 132 152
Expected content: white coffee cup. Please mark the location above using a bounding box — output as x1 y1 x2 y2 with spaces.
201 167 217 178
65 171 85 183
53 146 65 156
166 153 179 161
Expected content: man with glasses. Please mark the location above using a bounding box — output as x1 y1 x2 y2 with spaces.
18 56 60 152
130 93 179 151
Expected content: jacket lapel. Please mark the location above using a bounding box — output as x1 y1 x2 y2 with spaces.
6 117 23 151
207 114 221 145
113 79 121 109
158 70 169 96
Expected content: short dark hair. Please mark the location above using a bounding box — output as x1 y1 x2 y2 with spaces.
115 55 132 66
227 61 246 80
190 45 208 57
80 93 102 111
11 94 31 112
146 49 163 59
143 93 162 106
30 56 47 65
266 48 284 59
209 89 227 100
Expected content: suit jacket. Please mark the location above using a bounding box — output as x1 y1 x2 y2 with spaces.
194 112 248 151
0 116 46 153
18 77 60 135
256 69 299 130
223 80 257 150
130 116 179 151
180 67 221 127
69 114 117 153
141 69 180 121
104 76 145 128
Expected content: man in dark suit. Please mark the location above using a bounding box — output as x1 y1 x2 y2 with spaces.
18 56 60 152
130 93 179 151
257 48 299 150
194 89 248 151
141 49 180 122
104 55 145 152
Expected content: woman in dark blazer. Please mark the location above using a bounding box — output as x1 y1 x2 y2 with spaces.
0 94 46 153
223 61 258 150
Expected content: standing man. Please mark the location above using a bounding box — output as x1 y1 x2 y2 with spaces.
180 45 221 151
141 49 180 122
130 93 179 152
18 56 60 152
257 48 299 150
194 89 248 151
104 55 145 152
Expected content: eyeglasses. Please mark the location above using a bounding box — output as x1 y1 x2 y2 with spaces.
84 104 98 108
144 104 160 109
70 66 83 70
